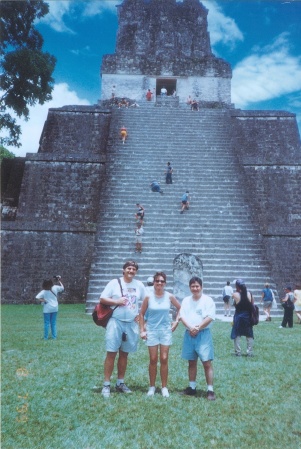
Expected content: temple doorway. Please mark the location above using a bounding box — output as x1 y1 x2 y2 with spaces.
156 78 177 96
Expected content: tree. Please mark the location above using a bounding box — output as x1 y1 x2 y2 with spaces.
0 144 15 161
0 1 56 147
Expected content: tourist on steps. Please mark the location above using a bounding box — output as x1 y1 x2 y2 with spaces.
99 260 146 398
180 191 190 213
146 89 153 101
260 283 273 321
139 272 180 398
180 276 216 400
222 281 233 317
135 223 144 253
120 125 128 144
165 162 173 184
150 180 163 194
135 203 145 224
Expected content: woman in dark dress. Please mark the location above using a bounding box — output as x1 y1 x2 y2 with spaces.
231 279 254 356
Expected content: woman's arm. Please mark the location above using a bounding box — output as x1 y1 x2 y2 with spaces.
139 297 149 339
170 295 181 331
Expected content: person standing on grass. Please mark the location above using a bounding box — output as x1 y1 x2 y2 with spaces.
36 276 64 340
293 284 301 324
231 279 254 356
260 283 273 321
222 281 233 317
180 277 216 401
99 260 146 398
139 272 181 398
279 286 295 328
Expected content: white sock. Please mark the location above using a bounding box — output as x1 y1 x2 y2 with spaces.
207 385 214 392
189 381 196 389
117 379 124 386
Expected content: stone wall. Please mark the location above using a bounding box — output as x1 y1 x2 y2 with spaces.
230 110 301 291
1 106 111 304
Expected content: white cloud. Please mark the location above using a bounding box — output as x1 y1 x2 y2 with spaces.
38 1 76 33
232 33 301 108
7 83 90 157
82 0 122 17
202 0 244 48
38 0 122 33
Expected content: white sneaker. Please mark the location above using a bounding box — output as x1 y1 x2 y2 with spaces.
101 385 111 398
161 387 169 398
279 325 283 328
147 386 155 396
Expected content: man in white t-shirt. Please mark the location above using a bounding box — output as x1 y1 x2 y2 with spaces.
99 260 146 398
180 276 216 400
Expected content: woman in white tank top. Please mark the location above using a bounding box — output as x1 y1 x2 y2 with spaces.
140 272 180 398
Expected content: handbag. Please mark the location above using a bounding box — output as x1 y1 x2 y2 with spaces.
250 303 259 326
92 278 123 327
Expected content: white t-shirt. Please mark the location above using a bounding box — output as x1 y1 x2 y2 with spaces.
180 294 216 329
36 285 64 313
100 278 145 322
222 285 233 297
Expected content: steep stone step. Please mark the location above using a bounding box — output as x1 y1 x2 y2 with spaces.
86 107 279 314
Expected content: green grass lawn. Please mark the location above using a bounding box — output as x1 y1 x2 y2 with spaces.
1 304 300 449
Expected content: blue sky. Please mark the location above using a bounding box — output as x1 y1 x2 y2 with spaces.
8 0 301 156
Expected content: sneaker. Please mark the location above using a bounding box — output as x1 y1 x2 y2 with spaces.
279 325 283 328
147 386 155 397
161 387 169 398
101 385 110 398
207 391 216 401
115 383 132 394
182 386 196 396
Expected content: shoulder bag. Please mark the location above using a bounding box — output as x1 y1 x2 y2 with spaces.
92 278 123 327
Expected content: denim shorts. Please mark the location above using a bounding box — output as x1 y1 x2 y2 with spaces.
182 328 214 362
145 326 172 346
263 301 272 309
105 318 139 353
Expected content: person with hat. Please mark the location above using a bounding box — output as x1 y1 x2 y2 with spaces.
98 261 146 398
279 286 295 328
231 279 254 357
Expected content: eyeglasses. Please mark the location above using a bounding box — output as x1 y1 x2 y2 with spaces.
155 280 165 283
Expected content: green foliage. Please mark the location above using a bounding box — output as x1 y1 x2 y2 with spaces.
1 305 301 449
0 1 56 147
0 144 15 161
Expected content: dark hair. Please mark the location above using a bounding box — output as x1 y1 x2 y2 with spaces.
123 260 139 271
189 276 202 287
227 281 230 286
154 272 167 283
235 279 251 306
42 279 53 290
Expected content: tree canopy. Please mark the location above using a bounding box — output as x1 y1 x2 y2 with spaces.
0 145 15 161
0 1 56 147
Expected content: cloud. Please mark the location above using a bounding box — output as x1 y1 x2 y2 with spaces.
232 33 301 108
82 0 122 17
38 0 122 33
7 83 90 157
38 1 75 33
202 0 244 48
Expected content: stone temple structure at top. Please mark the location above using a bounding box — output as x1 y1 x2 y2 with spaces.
101 0 232 104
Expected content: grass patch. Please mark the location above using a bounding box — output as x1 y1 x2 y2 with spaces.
1 304 301 449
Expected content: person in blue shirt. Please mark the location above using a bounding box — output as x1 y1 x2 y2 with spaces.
180 191 190 214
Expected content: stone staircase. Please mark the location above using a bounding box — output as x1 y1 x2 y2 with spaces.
86 101 280 317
